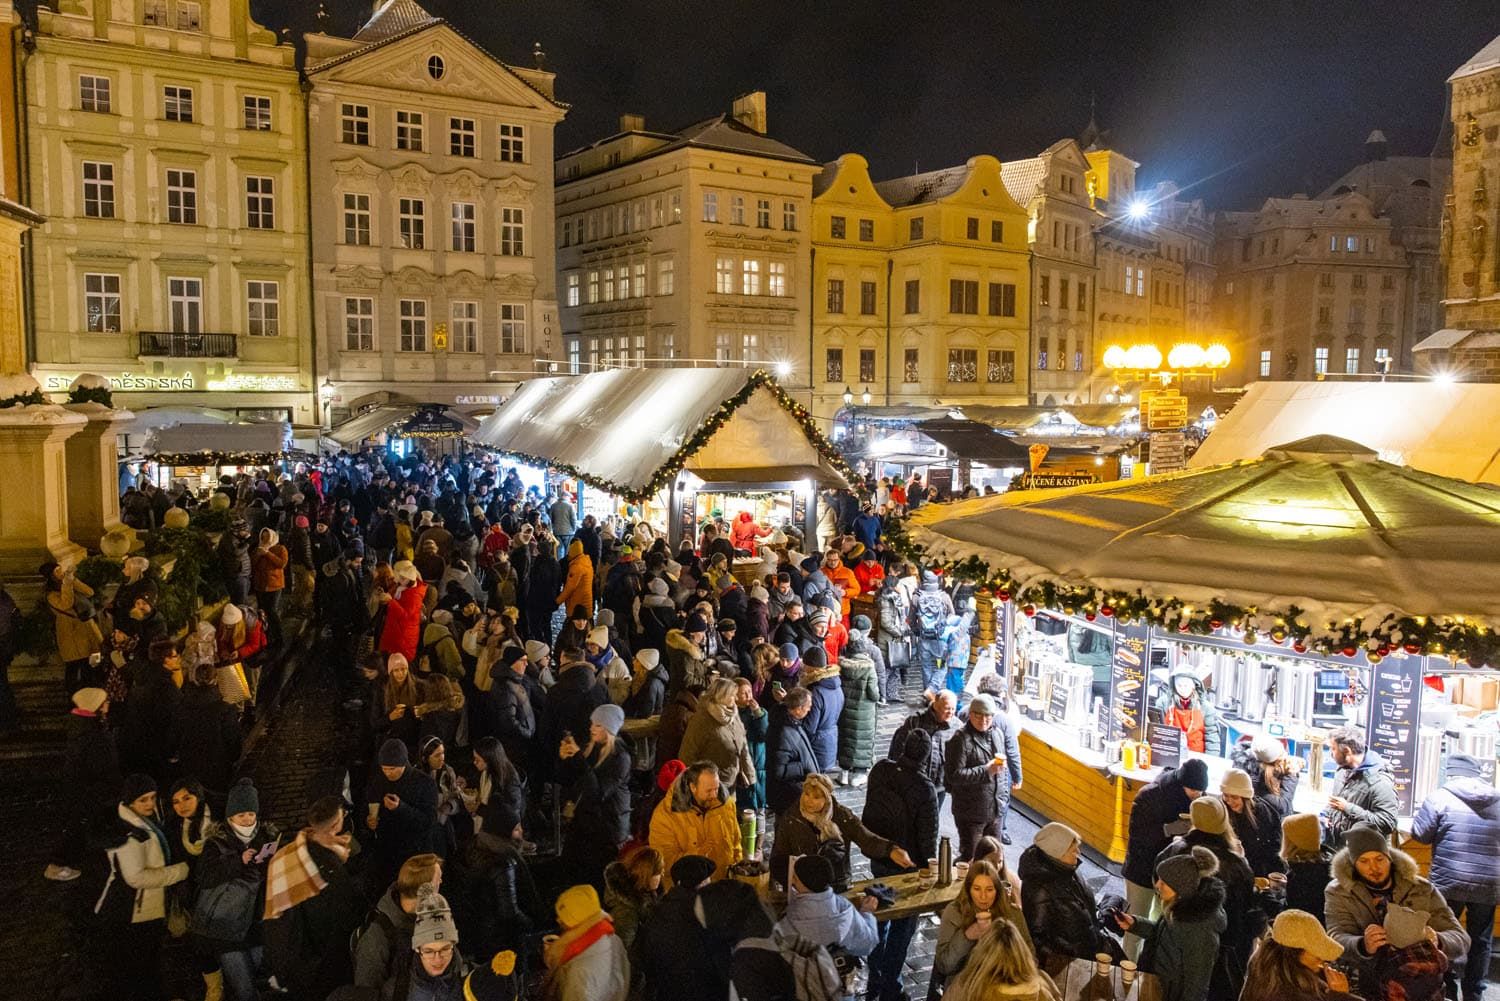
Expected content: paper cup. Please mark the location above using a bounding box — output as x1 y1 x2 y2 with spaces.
1254 876 1270 891
954 861 970 878
1095 952 1112 976
1268 872 1287 888
1121 960 1137 984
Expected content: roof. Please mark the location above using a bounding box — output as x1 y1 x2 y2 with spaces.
353 0 437 42
1188 381 1500 486
325 405 480 448
811 161 841 198
908 436 1500 633
915 419 1108 466
1316 156 1447 232
1412 328 1479 353
560 115 816 179
873 164 969 207
1000 157 1047 208
1451 34 1500 81
470 368 852 500
147 422 291 461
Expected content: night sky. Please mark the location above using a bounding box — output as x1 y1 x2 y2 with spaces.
257 0 1496 209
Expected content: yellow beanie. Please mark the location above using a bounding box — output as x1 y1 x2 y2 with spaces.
555 884 602 929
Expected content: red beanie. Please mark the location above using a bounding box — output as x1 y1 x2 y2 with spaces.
657 759 687 792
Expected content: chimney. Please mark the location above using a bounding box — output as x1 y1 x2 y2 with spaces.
619 113 645 133
731 91 767 135
1364 129 1389 162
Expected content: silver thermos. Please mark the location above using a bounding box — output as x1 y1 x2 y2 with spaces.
937 836 953 886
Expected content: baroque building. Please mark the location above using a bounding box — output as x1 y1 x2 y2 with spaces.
306 0 565 422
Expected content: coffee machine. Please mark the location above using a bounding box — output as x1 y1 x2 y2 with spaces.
1312 668 1350 728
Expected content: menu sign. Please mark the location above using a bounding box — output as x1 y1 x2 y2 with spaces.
1146 707 1183 769
1108 620 1149 742
1365 653 1423 815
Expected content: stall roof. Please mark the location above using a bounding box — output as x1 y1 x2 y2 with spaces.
146 422 292 463
913 419 1115 466
1189 381 1500 485
907 435 1500 639
325 405 480 448
471 368 854 500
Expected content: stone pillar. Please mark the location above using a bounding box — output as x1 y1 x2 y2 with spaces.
0 406 87 578
63 403 135 551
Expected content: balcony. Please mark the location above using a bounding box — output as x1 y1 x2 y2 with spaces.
138 331 237 359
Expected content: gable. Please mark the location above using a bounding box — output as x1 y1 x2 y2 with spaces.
814 155 892 211
945 157 1028 217
311 23 563 118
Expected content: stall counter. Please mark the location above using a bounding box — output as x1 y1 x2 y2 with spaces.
1011 716 1138 864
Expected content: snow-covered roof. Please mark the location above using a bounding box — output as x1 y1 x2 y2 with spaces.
1000 157 1047 208
471 368 851 499
908 436 1500 629
1451 34 1500 82
146 422 291 462
353 0 438 42
1189 381 1500 486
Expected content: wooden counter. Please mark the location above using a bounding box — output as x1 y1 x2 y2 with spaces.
1011 717 1138 863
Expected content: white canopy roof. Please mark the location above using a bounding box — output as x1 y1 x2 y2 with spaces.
325 405 481 448
146 422 291 461
470 367 852 499
908 435 1500 631
1189 381 1500 486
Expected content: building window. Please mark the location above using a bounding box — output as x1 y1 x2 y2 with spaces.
860 281 877 315
167 276 202 333
657 258 675 296
165 168 197 224
904 279 920 314
826 278 845 313
1259 349 1272 378
498 123 525 162
634 201 646 232
966 217 979 240
1122 267 1134 296
586 271 599 304
1060 277 1071 308
567 339 580 373
1348 303 1365 324
442 301 475 352
716 257 735 295
1261 307 1273 329
1262 274 1275 292
451 202 476 252
340 103 369 145
782 201 797 231
859 348 876 383
244 176 275 230
243 95 272 131
1037 335 1048 370
703 191 718 222
565 273 580 307
1379 303 1394 324
988 282 1016 317
729 195 745 226
82 161 115 218
830 215 846 239
1056 338 1068 370
84 273 121 333
426 54 445 80
1040 274 1051 306
948 279 978 315
903 348 919 383
1345 236 1359 252
1375 346 1392 369
398 198 425 249
1313 345 1329 374
859 218 874 242
342 193 370 245
632 262 646 298
991 220 1003 243
767 261 786 297
1318 305 1332 323
395 110 424 151
742 259 761 296
500 207 525 256
142 0 165 24
1074 349 1084 371
947 348 978 383
163 85 193 122
1352 273 1366 290
756 199 771 228
662 331 676 360
175 0 201 29
615 268 629 300
1077 282 1087 312
1319 272 1334 289
344 297 374 351
79 75 112 113
825 348 843 383
398 299 428 351
909 217 924 241
1345 346 1360 374
670 192 682 222
1382 274 1395 291
246 280 279 336
987 349 1015 383
742 332 760 361
651 198 664 227
449 117 476 157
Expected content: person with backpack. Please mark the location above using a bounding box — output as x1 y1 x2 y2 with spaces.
909 571 953 697
777 854 879 989
632 854 719 1001
544 883 630 1001
194 778 281 1001
352 852 443 995
407 884 469 1001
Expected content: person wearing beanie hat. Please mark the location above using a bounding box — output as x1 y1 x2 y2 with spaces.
1159 794 1260 996
408 884 468 996
1033 822 1080 862
365 731 439 891
463 950 522 1001
544 883 629 1001
1326 824 1469 998
555 688 634 883
944 689 1021 858
1229 734 1305 817
799 641 843 772
1189 794 1230 836
590 703 625 738
1120 758 1209 960
668 852 716 890
524 639 550 667
379 560 428 665
622 646 666 723
780 850 880 961
1277 812 1333 924
48 682 119 882
1218 768 1286 878
1019 820 1120 976
200 778 281 989
1240 909 1357 1001
378 737 410 768
664 611 712 693
1112 845 1225 1001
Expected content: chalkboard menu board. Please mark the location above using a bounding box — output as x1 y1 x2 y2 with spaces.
1365 653 1423 815
1146 707 1184 769
1046 683 1071 724
1109 621 1149 742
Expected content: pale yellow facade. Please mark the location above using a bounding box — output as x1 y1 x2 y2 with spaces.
810 153 1030 423
306 1 566 422
1444 36 1500 334
26 0 313 420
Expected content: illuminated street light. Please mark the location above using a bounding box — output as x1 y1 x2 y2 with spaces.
1105 341 1231 377
842 385 854 405
1127 198 1150 220
861 386 872 406
774 360 793 379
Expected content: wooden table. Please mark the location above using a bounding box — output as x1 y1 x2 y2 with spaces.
840 870 963 922
1057 957 1161 1001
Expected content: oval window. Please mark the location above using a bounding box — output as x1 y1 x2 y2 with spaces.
427 55 445 80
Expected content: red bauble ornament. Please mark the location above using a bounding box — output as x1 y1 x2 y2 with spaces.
1403 643 1421 655
1209 618 1224 630
1101 605 1115 618
1178 622 1190 632
1341 645 1358 658
998 589 1011 603
1292 641 1308 653
1021 604 1036 617
1376 644 1391 657
1084 611 1096 622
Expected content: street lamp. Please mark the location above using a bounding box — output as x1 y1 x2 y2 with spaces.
842 385 854 406
861 386 872 406
318 378 336 429
1104 341 1231 384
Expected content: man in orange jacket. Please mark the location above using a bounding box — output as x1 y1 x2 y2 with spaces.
821 549 860 622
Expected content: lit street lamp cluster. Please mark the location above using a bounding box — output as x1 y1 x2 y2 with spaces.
1103 341 1231 385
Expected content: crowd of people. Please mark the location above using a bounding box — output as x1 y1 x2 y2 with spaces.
43 450 1500 1001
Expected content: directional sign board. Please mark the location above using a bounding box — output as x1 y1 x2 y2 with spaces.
1140 389 1188 431
1149 431 1188 472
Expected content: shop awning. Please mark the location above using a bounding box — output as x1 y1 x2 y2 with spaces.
470 367 854 501
1189 381 1500 485
146 422 292 464
905 435 1500 655
325 405 480 448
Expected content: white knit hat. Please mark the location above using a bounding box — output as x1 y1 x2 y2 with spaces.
1034 822 1080 862
588 626 609 648
1220 768 1255 799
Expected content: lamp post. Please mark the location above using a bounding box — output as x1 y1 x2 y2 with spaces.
842 385 854 406
861 386 872 406
318 378 336 431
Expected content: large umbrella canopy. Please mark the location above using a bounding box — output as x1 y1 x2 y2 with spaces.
906 435 1500 655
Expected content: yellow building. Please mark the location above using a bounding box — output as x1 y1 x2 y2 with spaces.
810 153 1030 423
0 0 42 376
25 0 312 420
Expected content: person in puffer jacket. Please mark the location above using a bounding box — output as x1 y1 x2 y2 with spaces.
1408 753 1500 1001
835 631 880 784
1114 847 1227 1001
800 648 844 773
776 854 879 959
1020 823 1122 976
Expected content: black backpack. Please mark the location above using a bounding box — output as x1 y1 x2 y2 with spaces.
350 905 412 997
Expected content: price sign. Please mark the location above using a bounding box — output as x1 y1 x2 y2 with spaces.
1108 620 1149 741
1366 653 1423 814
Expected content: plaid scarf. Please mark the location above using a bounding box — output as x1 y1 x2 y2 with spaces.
263 830 330 920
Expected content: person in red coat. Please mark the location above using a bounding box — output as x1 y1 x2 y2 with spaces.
729 511 770 556
378 561 427 663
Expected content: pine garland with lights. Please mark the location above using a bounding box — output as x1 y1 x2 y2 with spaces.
151 451 297 466
885 514 1500 669
478 369 860 503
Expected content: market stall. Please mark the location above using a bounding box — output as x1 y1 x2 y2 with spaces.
470 367 855 549
324 404 480 456
903 434 1500 867
144 421 297 493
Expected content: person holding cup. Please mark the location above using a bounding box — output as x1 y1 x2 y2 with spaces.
1240 910 1361 1001
934 859 1009 983
942 917 1062 1001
